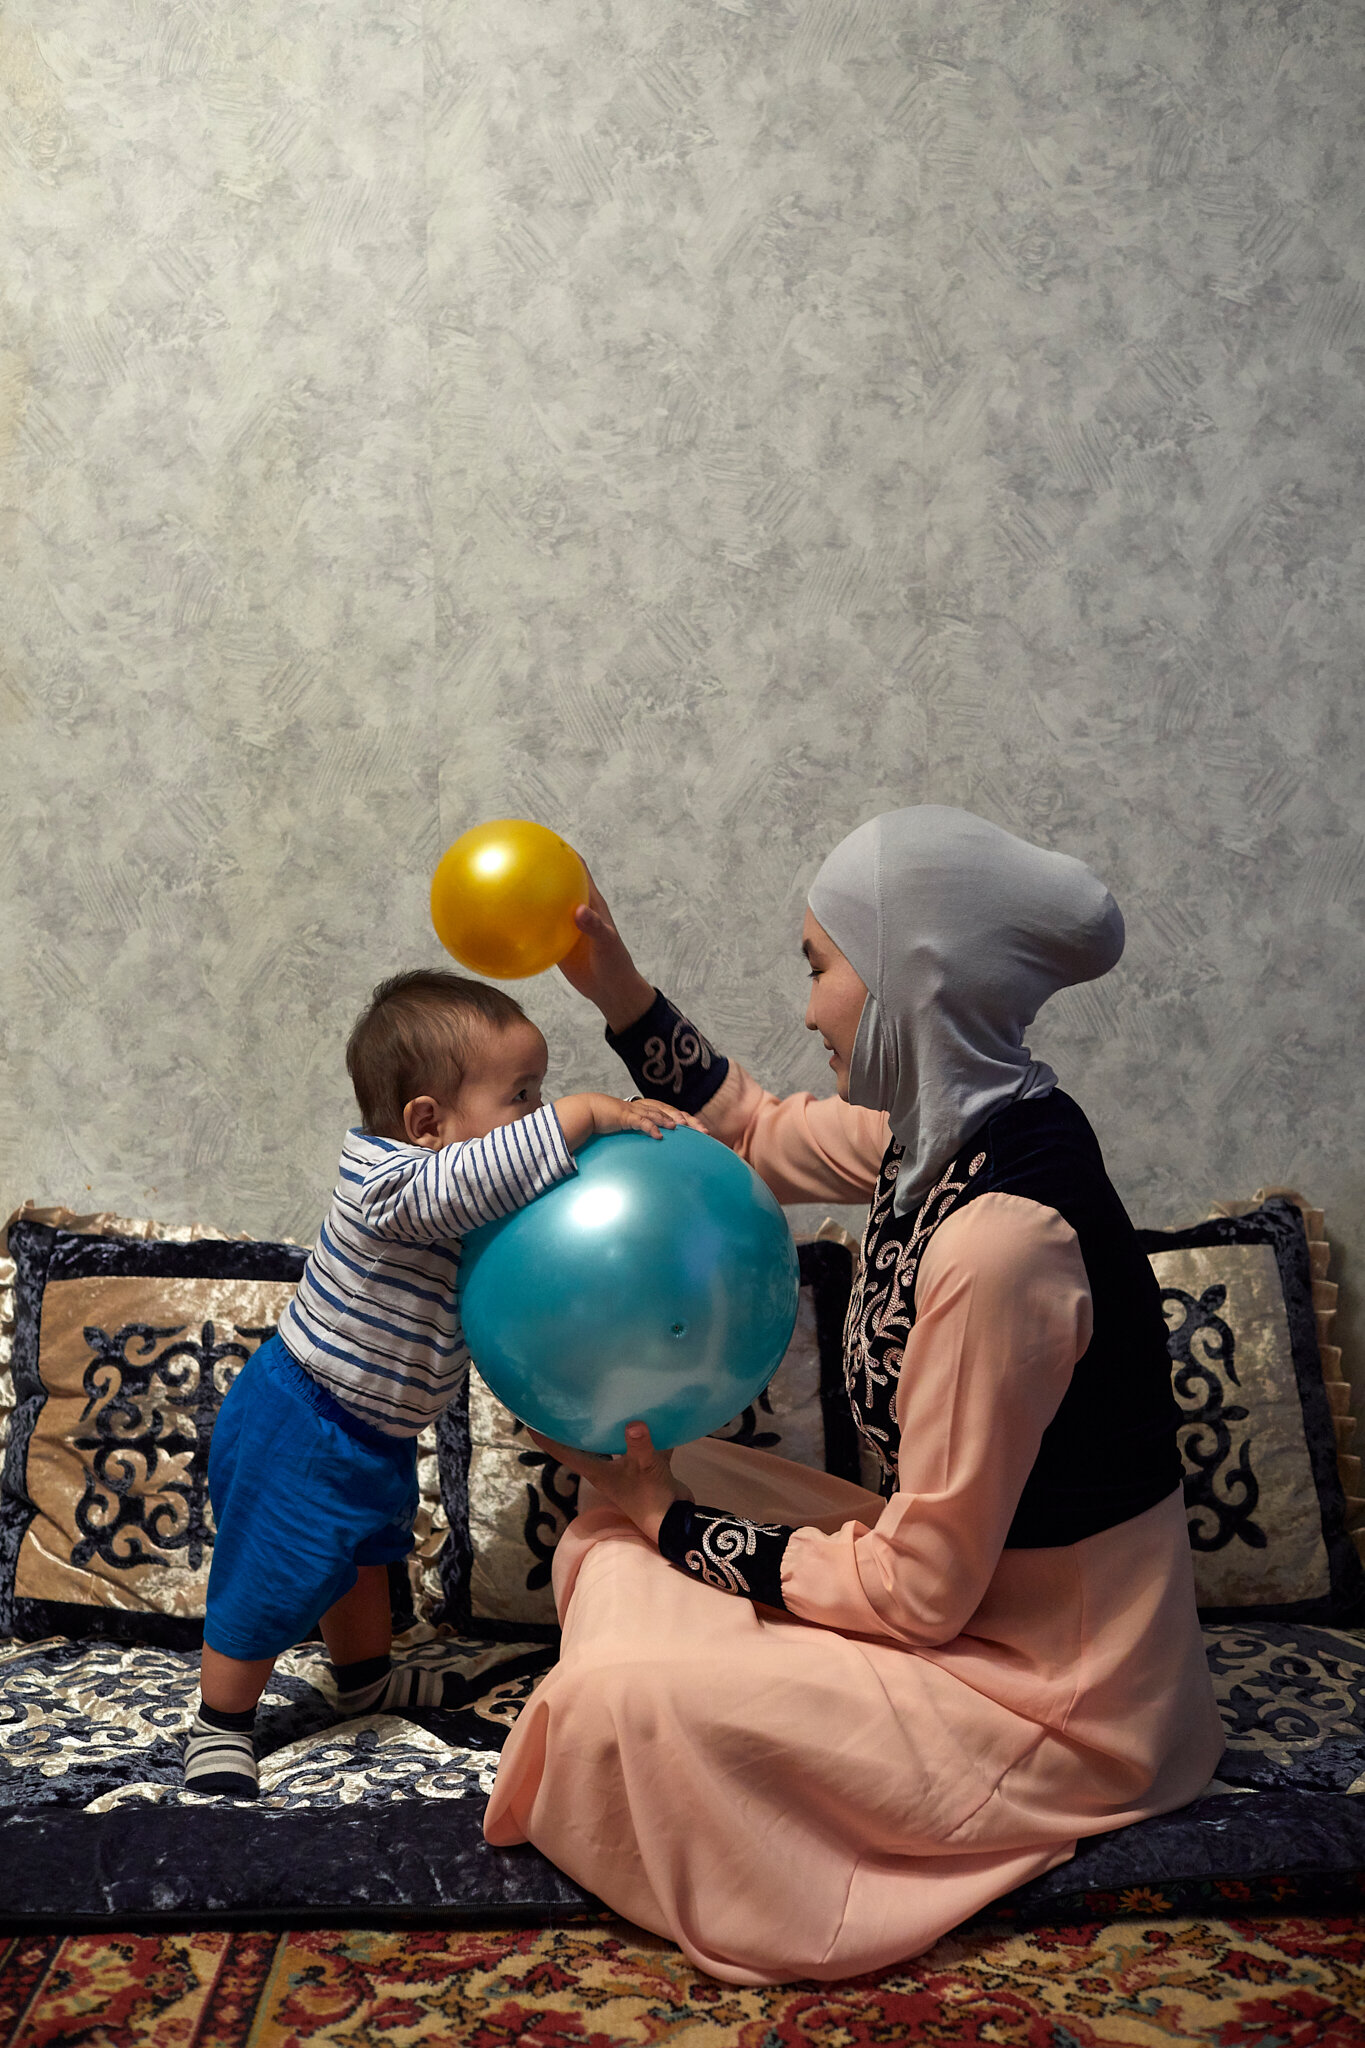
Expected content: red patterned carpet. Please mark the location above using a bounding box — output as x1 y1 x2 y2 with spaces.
1 1916 1363 2047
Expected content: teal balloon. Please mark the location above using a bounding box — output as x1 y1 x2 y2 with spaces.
458 1126 800 1453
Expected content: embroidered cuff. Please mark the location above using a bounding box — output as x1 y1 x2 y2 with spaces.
605 990 729 1114
657 1501 792 1608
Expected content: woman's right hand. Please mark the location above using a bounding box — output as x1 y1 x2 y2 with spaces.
526 1420 692 1545
559 870 656 1031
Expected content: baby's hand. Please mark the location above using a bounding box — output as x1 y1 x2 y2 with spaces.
554 1093 708 1149
607 1099 707 1140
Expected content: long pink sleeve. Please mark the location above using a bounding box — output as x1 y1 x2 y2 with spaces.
778 1192 1093 1646
698 1061 890 1207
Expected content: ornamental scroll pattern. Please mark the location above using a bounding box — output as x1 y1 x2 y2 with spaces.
1204 1624 1365 1793
681 1513 786 1596
842 1141 988 1489
508 1419 580 1595
640 1014 716 1099
70 1321 267 1573
1162 1283 1268 1554
0 1622 1358 1812
0 1635 556 1808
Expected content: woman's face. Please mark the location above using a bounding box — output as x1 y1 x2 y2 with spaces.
802 909 869 1101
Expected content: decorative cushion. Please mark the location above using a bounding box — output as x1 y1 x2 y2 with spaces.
0 1630 556 1813
1204 1619 1365 1793
0 1617 1362 1924
1137 1194 1365 1626
5 1182 1360 1649
0 1209 307 1647
433 1235 859 1638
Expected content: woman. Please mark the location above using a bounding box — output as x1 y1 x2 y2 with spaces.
483 806 1224 1985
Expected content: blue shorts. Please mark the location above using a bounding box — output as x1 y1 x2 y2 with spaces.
204 1333 419 1662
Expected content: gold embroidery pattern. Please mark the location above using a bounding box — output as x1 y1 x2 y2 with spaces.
640 1017 715 1098
683 1515 784 1596
843 1145 988 1482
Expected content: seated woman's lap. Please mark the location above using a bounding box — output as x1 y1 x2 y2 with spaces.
547 1437 881 1642
545 1503 1013 1830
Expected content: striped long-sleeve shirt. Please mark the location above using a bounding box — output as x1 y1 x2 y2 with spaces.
278 1105 576 1435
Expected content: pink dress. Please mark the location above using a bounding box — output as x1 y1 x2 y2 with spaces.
483 1067 1225 1985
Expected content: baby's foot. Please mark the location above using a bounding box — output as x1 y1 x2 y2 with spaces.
184 1703 259 1799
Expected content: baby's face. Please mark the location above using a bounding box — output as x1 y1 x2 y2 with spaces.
441 1018 550 1143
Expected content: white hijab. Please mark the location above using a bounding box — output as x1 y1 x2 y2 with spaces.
807 806 1124 1214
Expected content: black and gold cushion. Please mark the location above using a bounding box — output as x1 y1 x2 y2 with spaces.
433 1235 859 1638
0 1212 307 1647
1138 1194 1365 1626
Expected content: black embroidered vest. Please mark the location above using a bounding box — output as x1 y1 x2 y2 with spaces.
846 1090 1181 1546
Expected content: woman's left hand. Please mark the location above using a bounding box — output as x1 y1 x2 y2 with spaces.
527 1420 692 1544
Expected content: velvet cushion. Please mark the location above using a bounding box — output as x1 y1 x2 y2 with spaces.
0 1619 1361 1921
0 1213 308 1648
1138 1195 1365 1625
0 1217 862 1646
4 1189 1359 1647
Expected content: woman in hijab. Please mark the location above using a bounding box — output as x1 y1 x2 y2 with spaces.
483 806 1223 1985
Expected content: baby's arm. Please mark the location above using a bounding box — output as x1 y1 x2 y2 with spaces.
362 1112 569 1241
552 1093 698 1149
361 1099 701 1244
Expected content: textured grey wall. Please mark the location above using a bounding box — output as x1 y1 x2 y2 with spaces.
3 4 1363 1409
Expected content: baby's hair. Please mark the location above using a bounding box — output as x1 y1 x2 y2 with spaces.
347 969 528 1138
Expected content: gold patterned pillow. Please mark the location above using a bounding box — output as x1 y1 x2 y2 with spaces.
1138 1195 1365 1624
0 1210 306 1646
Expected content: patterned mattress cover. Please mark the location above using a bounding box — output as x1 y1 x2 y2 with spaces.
1 1620 1363 1926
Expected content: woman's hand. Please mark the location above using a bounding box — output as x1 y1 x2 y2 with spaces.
559 870 656 1031
528 1420 692 1544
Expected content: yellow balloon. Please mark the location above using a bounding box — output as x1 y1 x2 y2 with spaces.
430 820 589 980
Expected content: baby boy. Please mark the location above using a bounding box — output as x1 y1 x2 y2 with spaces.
186 966 691 1798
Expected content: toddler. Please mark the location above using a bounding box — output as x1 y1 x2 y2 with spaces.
186 967 692 1798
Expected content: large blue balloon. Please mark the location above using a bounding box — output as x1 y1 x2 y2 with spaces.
458 1126 800 1453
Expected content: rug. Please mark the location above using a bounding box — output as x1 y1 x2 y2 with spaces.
2 1915 1363 2047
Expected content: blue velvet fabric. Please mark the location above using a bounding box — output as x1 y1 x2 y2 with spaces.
0 1621 1361 1924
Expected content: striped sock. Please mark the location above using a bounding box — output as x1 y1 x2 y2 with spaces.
184 1701 259 1799
332 1655 447 1716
